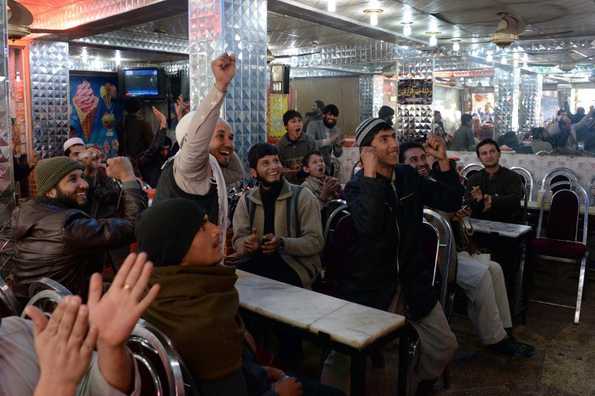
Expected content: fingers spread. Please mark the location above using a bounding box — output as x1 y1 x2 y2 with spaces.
131 259 154 301
25 306 49 336
44 298 67 337
124 252 147 291
87 273 103 308
137 284 160 314
112 253 136 289
57 296 81 343
68 305 89 350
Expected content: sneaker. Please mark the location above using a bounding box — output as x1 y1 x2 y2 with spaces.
487 337 535 358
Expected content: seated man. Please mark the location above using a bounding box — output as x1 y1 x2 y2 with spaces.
12 156 146 301
401 142 535 358
276 110 316 184
467 139 524 224
301 150 341 206
1 252 159 396
233 143 324 368
209 117 246 189
323 119 462 396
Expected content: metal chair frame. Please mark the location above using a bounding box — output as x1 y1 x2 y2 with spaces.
0 274 19 316
460 163 484 179
28 277 74 299
511 166 535 202
129 319 190 396
540 167 579 192
323 202 348 242
533 180 590 324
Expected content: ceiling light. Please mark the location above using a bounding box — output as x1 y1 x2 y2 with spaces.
486 51 493 62
327 0 336 13
363 8 383 26
402 5 413 23
114 50 121 66
452 40 461 52
501 56 507 65
402 22 412 36
81 47 88 64
429 35 438 47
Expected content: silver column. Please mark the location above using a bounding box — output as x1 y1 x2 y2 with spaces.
29 41 70 158
0 0 15 220
188 0 267 159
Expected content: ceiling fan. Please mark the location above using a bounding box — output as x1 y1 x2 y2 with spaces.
437 12 573 48
7 0 67 39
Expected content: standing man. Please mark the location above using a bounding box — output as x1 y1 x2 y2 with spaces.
305 104 344 177
154 53 236 236
467 139 524 224
323 118 463 396
449 114 475 151
277 110 316 183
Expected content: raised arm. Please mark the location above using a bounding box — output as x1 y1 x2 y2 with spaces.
173 54 236 196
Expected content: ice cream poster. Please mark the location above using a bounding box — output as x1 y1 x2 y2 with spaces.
70 73 122 158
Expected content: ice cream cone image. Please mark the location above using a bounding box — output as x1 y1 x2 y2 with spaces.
73 81 99 141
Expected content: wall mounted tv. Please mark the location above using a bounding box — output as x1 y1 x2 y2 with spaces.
119 68 166 99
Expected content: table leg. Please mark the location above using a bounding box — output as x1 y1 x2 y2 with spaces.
398 330 409 396
514 236 528 323
350 352 366 396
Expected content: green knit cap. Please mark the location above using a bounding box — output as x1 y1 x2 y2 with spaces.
35 156 84 197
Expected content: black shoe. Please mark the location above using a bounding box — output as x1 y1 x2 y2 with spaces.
488 337 535 358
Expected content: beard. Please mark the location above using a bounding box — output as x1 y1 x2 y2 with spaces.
55 187 86 208
323 118 336 128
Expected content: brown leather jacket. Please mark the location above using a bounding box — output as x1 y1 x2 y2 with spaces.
11 183 147 301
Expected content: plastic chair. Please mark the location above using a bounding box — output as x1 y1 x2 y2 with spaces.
128 319 196 396
0 274 19 317
529 181 590 324
460 163 484 179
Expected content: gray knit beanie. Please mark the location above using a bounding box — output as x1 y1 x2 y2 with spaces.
355 118 393 147
35 157 84 197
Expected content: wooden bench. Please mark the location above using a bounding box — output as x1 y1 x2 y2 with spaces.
236 270 408 396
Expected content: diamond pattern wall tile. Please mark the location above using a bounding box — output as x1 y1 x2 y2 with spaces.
30 41 70 159
494 68 515 137
189 0 267 160
396 59 434 142
359 76 373 122
0 0 15 212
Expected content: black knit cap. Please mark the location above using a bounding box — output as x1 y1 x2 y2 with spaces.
135 198 207 267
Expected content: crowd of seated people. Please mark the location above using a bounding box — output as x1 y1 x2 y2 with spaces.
3 53 546 396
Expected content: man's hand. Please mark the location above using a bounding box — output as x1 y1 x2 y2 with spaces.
88 253 160 349
27 296 98 396
470 186 483 202
455 207 472 219
424 135 448 161
243 228 260 254
261 234 281 255
320 176 340 202
273 377 303 396
360 147 378 178
152 106 167 129
211 53 236 92
482 194 493 212
264 366 285 382
106 157 136 183
175 95 190 121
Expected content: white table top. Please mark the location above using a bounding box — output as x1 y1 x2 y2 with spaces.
469 218 532 238
236 270 406 350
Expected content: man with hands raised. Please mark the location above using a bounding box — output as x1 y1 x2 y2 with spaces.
0 252 159 396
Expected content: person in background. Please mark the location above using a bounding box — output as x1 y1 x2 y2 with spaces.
233 143 323 370
154 53 236 235
13 152 37 198
209 117 246 188
303 99 325 132
467 139 523 224
497 131 521 152
306 104 344 177
11 156 146 301
301 150 341 206
572 106 586 124
433 110 447 140
530 127 553 154
64 137 86 161
137 107 173 188
378 105 395 126
118 98 153 162
449 114 475 151
277 110 316 184
1 252 159 396
401 142 535 359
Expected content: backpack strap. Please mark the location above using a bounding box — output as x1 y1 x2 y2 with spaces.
245 193 256 231
286 185 303 238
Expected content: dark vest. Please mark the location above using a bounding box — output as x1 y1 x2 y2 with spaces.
155 160 219 223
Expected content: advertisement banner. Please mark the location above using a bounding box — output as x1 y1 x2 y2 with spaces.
397 79 433 105
267 93 288 143
70 72 122 158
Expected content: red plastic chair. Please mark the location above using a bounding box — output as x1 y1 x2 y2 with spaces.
529 181 590 324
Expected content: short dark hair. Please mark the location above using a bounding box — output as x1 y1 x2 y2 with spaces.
125 98 142 114
475 138 500 157
323 104 339 116
314 100 325 110
302 150 322 168
399 142 425 163
283 110 302 126
461 113 473 125
531 127 546 140
248 143 279 169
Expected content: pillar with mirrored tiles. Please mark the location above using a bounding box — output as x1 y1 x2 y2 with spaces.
0 0 15 218
188 0 267 160
396 59 434 142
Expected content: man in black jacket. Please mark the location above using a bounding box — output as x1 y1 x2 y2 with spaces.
323 118 463 396
12 156 146 303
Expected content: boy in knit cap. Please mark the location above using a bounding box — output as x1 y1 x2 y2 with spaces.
11 156 146 302
322 119 464 396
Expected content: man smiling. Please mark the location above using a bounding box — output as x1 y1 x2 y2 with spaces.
209 118 246 188
11 156 146 301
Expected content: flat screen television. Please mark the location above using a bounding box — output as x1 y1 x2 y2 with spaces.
120 68 166 98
